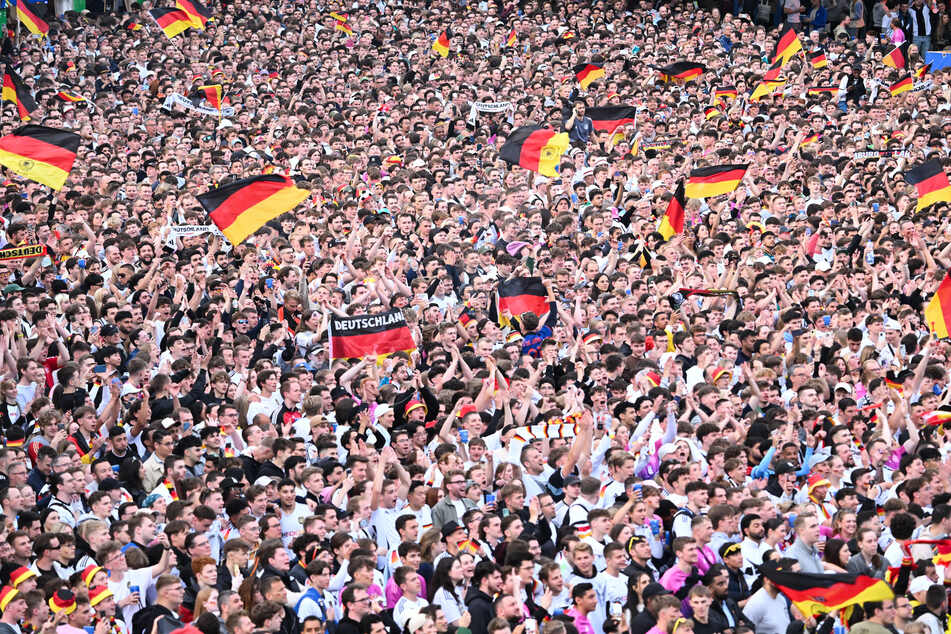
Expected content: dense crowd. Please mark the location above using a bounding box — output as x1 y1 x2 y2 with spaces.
0 1 951 634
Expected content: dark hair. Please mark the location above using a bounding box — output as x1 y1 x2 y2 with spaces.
572 582 594 602
428 556 461 604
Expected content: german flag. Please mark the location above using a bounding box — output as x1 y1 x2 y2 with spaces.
801 132 820 147
685 164 747 199
890 76 914 96
0 125 80 191
197 174 310 245
432 29 451 57
807 86 839 95
905 160 951 211
772 24 802 65
925 273 951 338
658 181 686 241
715 87 738 101
763 569 893 619
329 309 415 360
574 63 605 90
884 372 904 394
2 67 36 122
586 106 637 133
176 0 211 29
499 125 570 178
127 22 142 30
193 84 222 111
704 106 720 120
923 408 951 426
507 27 516 47
809 51 828 69
15 0 49 37
149 7 193 38
335 21 353 36
750 79 785 102
328 11 348 21
497 277 549 317
883 42 909 69
56 91 85 103
916 63 931 79
656 61 706 82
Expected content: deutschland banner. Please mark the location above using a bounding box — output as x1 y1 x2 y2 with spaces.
0 243 45 260
0 125 80 190
586 106 637 132
329 309 415 359
197 174 309 245
497 277 549 317
905 160 951 211
499 126 570 178
685 164 747 198
762 569 893 619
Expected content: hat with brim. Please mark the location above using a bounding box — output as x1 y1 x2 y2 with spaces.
405 399 427 416
9 567 35 589
82 565 104 587
808 473 832 491
0 586 19 612
89 586 113 607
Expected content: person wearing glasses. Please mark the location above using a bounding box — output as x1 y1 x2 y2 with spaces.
431 470 478 531
336 583 372 634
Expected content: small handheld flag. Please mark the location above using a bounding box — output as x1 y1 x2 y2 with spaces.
432 29 451 57
658 181 686 241
685 165 748 199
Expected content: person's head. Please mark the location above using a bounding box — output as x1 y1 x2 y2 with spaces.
340 583 370 620
571 582 597 614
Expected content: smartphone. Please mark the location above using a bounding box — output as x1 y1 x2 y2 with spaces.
459 429 469 444
525 619 537 634
265 278 274 289
485 493 496 504
93 364 106 373
823 315 831 327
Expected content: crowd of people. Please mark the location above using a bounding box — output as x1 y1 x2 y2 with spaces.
0 0 950 634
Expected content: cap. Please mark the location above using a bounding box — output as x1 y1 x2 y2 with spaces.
774 460 798 476
808 473 832 491
254 476 277 487
9 567 35 588
99 478 120 492
909 575 932 594
89 586 113 607
405 399 427 415
564 475 581 487
440 521 465 540
0 586 19 612
711 367 732 383
100 324 119 336
642 583 670 600
834 382 853 394
49 589 76 615
82 565 104 587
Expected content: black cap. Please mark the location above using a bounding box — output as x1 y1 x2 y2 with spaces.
100 324 119 336
99 478 120 491
440 521 465 540
774 460 798 476
642 583 669 600
564 475 581 487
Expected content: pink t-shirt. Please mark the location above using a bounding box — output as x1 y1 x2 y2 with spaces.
566 608 596 634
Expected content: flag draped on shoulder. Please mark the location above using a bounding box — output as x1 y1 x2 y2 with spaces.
761 569 893 620
149 7 194 38
14 0 49 37
905 160 951 211
176 0 212 29
0 125 80 191
497 277 549 317
432 29 451 57
586 106 637 132
884 42 909 69
924 272 951 338
658 181 686 241
329 309 416 359
499 126 570 178
2 67 36 122
772 24 802 65
685 165 747 198
197 174 309 245
574 63 605 90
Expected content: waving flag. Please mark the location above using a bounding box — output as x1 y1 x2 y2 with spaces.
883 42 909 69
762 569 893 619
809 51 828 68
197 175 309 245
149 8 194 38
890 76 914 96
772 24 802 65
656 61 706 82
507 27 516 47
0 125 80 190
193 84 222 111
925 273 951 339
432 29 451 57
905 160 951 211
56 91 85 103
2 67 36 121
586 106 637 132
574 63 605 90
176 0 211 29
685 165 747 198
14 0 48 37
658 181 686 241
499 126 569 178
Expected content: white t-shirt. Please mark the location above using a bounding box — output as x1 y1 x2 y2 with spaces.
393 595 429 629
109 567 153 628
432 586 465 625
371 506 404 553
280 503 311 547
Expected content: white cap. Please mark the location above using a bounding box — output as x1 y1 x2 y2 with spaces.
833 382 853 393
909 576 932 595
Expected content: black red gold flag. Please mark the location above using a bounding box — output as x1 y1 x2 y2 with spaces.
499 126 570 178
148 7 194 38
573 63 606 90
497 277 549 317
905 159 951 211
329 309 416 359
197 174 309 245
0 125 80 190
658 181 686 240
586 106 637 133
685 165 747 198
2 66 36 121
762 569 893 619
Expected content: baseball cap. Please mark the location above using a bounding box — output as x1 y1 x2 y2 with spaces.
774 460 797 475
